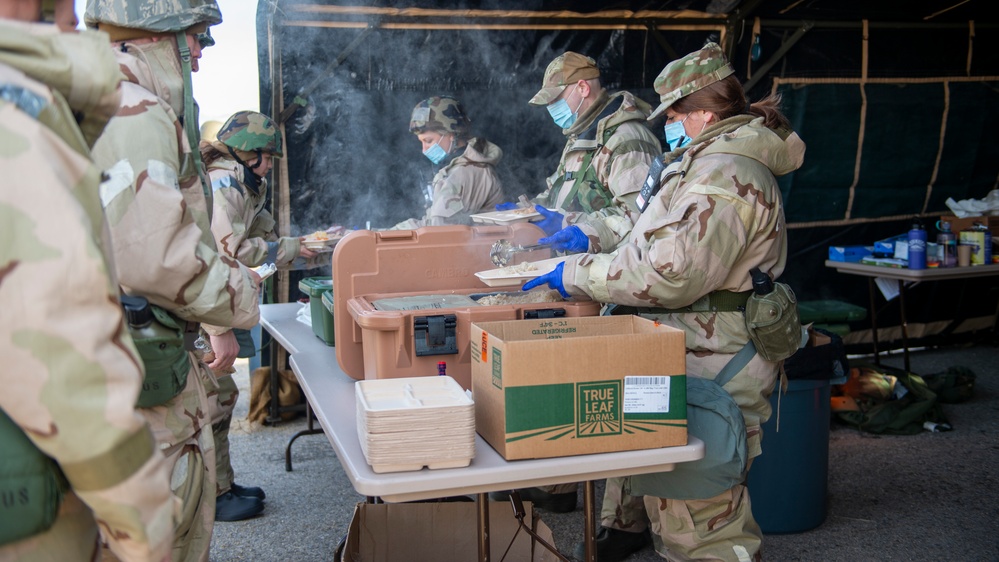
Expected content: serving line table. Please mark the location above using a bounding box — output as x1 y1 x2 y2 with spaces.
824 261 999 372
260 303 705 562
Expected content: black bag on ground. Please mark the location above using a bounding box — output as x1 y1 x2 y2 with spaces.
784 327 849 380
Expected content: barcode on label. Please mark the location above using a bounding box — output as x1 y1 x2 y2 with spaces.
625 376 669 385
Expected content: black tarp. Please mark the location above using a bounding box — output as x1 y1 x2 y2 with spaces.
258 0 999 349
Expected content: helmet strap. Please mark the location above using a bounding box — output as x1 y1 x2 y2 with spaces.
226 146 262 193
176 30 212 219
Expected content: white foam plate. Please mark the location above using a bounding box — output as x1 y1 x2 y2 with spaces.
474 257 563 287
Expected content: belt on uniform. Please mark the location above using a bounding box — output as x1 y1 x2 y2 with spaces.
607 290 752 316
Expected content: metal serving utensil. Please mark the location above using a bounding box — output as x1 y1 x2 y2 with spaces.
489 239 550 267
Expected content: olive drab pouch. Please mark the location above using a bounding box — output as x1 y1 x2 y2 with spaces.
744 281 802 363
629 342 754 500
0 408 68 546
121 296 190 408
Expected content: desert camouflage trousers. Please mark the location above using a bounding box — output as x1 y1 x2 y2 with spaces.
208 373 239 496
147 364 217 562
601 463 762 562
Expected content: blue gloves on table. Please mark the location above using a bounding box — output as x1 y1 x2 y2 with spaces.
539 225 588 254
495 202 519 211
522 261 569 298
534 205 565 237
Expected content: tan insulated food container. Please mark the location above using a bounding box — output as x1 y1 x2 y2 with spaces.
332 225 601 390
471 316 688 460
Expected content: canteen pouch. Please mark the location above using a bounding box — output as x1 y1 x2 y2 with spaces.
0 408 67 546
122 297 190 408
629 376 748 500
744 282 801 363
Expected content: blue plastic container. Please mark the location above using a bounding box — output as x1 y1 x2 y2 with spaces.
746 379 830 534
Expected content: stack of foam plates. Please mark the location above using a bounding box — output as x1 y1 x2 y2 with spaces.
355 376 475 474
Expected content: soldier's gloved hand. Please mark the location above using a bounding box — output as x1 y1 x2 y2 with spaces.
522 262 569 298
539 226 588 254
495 202 519 211
534 205 565 237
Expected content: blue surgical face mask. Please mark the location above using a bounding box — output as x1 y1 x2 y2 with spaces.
423 135 450 165
664 115 691 152
547 86 582 129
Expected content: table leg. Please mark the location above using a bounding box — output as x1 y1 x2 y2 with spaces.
899 279 910 372
267 334 282 424
583 480 595 562
285 400 324 472
477 492 490 562
867 277 881 366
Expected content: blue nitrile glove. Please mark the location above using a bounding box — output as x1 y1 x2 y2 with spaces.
495 202 519 211
534 205 565 237
522 261 569 298
538 225 588 254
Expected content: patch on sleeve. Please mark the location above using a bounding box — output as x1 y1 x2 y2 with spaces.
99 159 134 208
147 159 179 191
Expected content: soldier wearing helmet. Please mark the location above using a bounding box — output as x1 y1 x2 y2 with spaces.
390 95 505 229
85 0 266 554
200 111 326 512
522 42 806 562
1 0 175 560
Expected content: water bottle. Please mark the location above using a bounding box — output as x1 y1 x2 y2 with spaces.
907 222 927 270
935 220 957 268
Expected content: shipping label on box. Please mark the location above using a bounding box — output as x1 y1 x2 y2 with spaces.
471 316 688 460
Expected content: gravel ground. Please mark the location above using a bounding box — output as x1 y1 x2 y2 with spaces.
211 341 998 561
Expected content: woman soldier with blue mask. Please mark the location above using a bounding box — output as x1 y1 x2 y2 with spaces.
390 96 505 229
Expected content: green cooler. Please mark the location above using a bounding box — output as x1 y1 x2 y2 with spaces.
298 277 334 346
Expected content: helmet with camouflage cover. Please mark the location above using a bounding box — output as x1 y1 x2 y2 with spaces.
648 42 735 121
217 111 283 157
409 96 471 137
84 0 222 34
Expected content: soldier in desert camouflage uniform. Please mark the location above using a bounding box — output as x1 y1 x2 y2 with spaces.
200 110 324 519
84 0 264 557
525 43 806 562
500 52 661 252
490 51 663 514
0 1 176 560
391 96 504 229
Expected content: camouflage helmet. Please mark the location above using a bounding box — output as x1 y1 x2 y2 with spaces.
409 96 471 137
217 111 283 157
528 51 600 106
84 0 222 34
648 42 735 121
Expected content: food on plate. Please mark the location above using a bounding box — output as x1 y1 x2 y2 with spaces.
475 289 563 306
304 230 330 241
500 262 538 275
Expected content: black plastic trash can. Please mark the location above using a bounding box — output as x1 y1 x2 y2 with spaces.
746 378 831 533
746 327 846 533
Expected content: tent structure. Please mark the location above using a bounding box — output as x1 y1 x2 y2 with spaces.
256 0 999 349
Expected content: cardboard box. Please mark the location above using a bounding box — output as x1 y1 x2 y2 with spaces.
940 215 999 238
342 501 559 562
828 245 873 262
471 316 687 460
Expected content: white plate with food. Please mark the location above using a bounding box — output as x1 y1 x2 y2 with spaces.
474 257 563 287
469 207 543 224
301 230 347 252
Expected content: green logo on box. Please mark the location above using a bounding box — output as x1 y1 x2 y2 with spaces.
491 348 502 389
577 381 622 437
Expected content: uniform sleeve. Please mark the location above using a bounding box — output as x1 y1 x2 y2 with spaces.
93 93 259 330
565 155 782 308
568 123 659 253
1 111 174 562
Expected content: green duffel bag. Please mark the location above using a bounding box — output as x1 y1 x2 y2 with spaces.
0 408 67 546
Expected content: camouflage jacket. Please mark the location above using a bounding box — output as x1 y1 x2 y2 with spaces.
392 137 505 229
91 47 260 335
207 158 301 268
533 91 661 252
563 115 805 456
0 21 174 561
